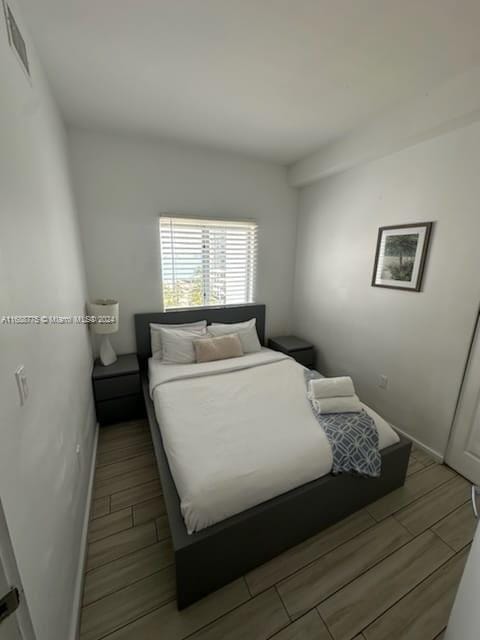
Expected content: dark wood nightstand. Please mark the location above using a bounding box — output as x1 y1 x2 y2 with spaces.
92 353 145 425
268 335 315 368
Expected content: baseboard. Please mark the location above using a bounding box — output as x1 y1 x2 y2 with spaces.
393 425 444 463
69 418 99 640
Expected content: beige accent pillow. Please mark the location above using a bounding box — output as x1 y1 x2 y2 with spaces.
193 334 243 363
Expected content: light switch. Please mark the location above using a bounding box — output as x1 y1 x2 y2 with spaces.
15 365 29 405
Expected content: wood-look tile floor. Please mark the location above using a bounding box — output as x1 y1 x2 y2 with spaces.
80 420 477 640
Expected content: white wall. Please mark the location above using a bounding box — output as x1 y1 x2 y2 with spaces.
293 121 480 457
68 128 298 353
0 4 95 640
289 65 480 187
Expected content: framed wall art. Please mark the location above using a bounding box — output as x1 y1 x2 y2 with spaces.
372 222 433 291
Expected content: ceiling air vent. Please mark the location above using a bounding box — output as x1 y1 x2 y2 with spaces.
3 1 30 77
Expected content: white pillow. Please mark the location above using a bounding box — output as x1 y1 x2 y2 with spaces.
150 320 206 359
160 326 207 364
209 318 261 353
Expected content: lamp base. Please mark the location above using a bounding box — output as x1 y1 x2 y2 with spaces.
99 335 117 366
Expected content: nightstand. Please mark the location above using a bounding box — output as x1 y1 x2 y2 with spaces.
92 353 145 425
268 335 315 368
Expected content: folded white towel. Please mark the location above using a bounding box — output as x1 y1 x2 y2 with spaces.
312 394 362 414
309 376 355 399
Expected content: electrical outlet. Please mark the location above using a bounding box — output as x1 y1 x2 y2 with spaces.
75 443 81 472
379 375 388 389
15 365 28 405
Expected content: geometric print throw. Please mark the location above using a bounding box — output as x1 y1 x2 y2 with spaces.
304 369 381 478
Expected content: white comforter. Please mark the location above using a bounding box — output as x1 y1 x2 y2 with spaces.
149 350 399 533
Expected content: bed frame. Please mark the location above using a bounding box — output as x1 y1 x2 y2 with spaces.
134 304 411 609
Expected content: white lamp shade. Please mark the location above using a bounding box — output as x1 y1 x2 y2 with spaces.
89 300 119 335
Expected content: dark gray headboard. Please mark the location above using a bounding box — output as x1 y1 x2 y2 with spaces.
134 303 266 369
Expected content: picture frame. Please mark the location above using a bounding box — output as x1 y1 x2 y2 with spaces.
371 222 433 291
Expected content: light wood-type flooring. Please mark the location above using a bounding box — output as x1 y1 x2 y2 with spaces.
80 419 476 640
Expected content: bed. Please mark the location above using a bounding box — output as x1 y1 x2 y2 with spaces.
135 304 411 609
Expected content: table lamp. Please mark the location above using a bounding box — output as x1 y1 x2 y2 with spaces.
90 299 119 366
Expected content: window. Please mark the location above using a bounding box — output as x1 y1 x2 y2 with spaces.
160 216 258 309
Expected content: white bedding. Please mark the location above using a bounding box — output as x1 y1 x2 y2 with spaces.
149 349 399 533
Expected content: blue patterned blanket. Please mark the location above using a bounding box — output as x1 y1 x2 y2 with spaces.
305 370 381 478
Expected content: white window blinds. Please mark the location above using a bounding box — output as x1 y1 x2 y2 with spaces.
160 216 258 309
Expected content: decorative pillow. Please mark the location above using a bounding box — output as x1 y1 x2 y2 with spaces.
194 334 243 363
150 320 207 359
160 326 207 364
209 318 261 353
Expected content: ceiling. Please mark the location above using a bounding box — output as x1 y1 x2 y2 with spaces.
19 0 480 163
